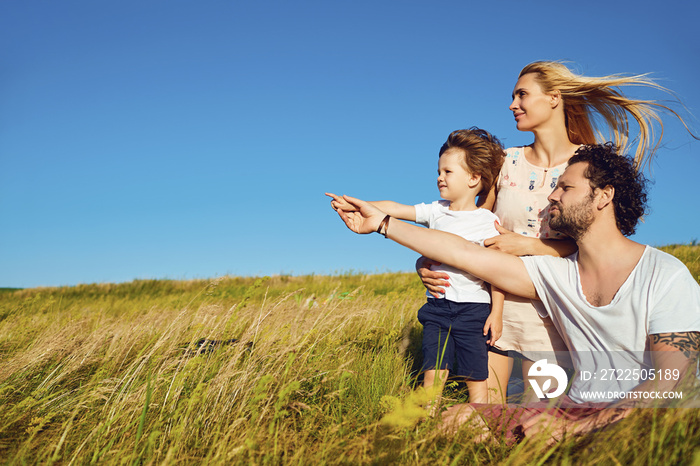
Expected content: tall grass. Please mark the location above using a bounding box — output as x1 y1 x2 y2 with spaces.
1 246 699 464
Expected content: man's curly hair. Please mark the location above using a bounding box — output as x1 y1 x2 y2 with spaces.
568 143 648 237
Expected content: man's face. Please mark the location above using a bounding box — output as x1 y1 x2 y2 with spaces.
547 162 596 240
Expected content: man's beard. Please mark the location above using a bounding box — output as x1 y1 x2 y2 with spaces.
548 196 595 240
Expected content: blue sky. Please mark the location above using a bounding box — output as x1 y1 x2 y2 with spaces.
2 0 699 289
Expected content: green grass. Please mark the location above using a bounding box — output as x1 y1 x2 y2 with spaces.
1 246 699 464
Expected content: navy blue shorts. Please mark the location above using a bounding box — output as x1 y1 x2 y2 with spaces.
417 299 490 380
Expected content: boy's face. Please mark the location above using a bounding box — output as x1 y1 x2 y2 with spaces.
437 149 479 202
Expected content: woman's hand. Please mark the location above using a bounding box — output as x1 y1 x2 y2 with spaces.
484 222 534 256
484 313 503 346
331 194 385 234
485 221 578 257
325 192 357 213
415 256 449 298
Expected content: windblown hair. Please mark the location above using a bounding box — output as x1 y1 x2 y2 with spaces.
439 128 506 196
569 143 648 236
520 61 695 169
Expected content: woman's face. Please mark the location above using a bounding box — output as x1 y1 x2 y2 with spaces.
509 73 556 132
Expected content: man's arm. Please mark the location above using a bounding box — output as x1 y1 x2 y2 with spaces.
334 195 537 298
523 331 700 442
605 332 699 407
623 332 700 398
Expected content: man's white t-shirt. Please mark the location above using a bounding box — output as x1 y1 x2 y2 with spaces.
414 200 499 303
521 246 700 403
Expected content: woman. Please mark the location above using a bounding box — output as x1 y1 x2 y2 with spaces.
418 61 695 403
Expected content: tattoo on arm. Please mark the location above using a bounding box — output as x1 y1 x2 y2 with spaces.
651 332 700 358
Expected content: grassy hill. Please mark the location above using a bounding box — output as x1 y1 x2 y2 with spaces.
0 245 698 464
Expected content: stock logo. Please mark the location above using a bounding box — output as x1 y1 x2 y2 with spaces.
528 359 568 399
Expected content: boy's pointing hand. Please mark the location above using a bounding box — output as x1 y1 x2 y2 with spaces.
325 192 357 212
330 194 386 235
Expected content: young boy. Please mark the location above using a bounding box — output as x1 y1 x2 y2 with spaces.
326 128 506 403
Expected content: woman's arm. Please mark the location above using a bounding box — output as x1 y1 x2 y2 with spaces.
334 195 537 299
415 257 450 298
484 222 578 257
476 184 497 210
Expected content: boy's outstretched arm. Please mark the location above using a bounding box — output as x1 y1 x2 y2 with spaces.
334 195 537 299
326 192 416 221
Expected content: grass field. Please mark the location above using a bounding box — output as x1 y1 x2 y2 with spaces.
1 245 699 464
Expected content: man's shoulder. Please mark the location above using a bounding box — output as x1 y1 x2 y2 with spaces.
644 246 687 265
640 246 692 278
641 246 700 334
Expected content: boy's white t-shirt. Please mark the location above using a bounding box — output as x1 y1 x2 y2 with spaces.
521 246 700 402
414 200 500 303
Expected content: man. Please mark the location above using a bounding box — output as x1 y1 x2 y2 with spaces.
331 143 700 442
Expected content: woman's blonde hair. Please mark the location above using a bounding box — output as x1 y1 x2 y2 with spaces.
520 61 695 169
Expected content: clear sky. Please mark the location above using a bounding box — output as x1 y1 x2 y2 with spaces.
2 0 699 289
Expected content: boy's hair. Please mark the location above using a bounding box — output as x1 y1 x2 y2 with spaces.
568 143 648 236
439 128 506 196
